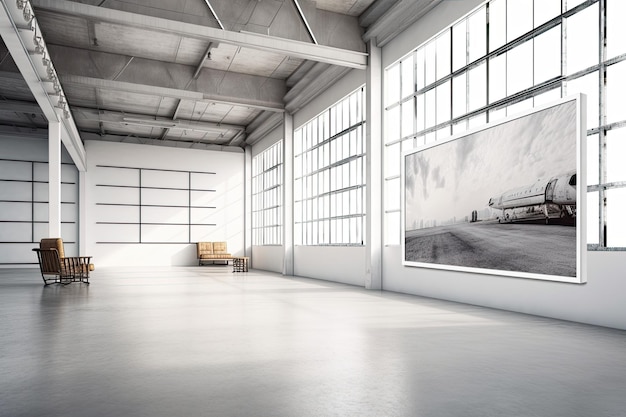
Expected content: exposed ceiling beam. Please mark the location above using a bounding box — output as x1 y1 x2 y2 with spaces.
31 0 368 70
202 0 224 30
73 107 245 133
0 98 43 114
0 0 86 171
284 63 351 113
80 131 244 152
59 74 285 113
363 0 443 47
359 0 398 28
245 112 283 146
293 0 318 45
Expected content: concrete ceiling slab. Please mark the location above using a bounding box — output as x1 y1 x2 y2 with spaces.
0 0 394 150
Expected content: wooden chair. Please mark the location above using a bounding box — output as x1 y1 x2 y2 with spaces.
33 238 93 285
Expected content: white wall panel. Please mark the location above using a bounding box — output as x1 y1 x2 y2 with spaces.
85 140 244 266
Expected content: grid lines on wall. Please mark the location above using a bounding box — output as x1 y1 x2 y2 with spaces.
0 158 78 265
294 86 366 246
252 141 283 246
94 165 218 244
383 0 626 249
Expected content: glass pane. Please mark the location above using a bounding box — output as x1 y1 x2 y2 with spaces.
533 87 562 107
606 188 626 246
565 3 599 75
468 112 486 129
452 72 467 118
385 177 401 211
489 54 506 103
507 98 533 117
607 128 626 183
587 134 599 186
401 99 414 138
586 191 599 245
386 105 400 143
416 48 425 91
401 54 415 99
534 26 561 85
436 29 451 80
425 89 436 129
606 60 626 125
567 0 586 11
436 126 451 141
453 119 468 135
436 81 451 125
402 137 415 152
452 20 467 72
489 107 506 123
607 0 626 59
385 142 401 178
416 94 425 132
489 0 506 52
468 6 487 63
425 40 437 86
565 71 599 130
386 64 400 105
468 61 487 112
507 40 533 95
385 211 400 245
534 0 561 27
507 0 533 41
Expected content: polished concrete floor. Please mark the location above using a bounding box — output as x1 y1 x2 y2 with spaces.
1 267 625 417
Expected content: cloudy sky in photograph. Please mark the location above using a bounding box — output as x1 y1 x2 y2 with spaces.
404 100 578 230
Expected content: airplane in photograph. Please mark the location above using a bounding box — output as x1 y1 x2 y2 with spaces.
488 170 577 224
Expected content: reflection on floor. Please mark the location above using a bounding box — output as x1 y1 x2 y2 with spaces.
1 266 625 417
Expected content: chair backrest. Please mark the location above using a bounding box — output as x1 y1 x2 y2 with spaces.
213 241 228 254
197 242 214 257
40 238 65 258
34 248 62 274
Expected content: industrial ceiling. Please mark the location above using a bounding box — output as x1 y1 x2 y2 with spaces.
0 0 442 162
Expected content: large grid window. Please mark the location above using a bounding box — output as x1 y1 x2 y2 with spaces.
294 87 366 246
252 141 283 245
384 0 626 249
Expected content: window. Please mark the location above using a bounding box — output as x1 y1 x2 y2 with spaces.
294 87 366 246
252 141 283 245
384 0 626 249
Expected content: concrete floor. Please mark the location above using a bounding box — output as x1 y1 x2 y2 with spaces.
1 267 625 417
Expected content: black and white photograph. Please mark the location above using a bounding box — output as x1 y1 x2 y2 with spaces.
403 95 586 283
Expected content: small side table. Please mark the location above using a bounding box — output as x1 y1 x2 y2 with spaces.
232 256 249 272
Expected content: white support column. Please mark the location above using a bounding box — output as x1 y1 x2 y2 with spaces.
48 120 62 238
283 113 294 276
244 146 253 258
365 40 383 290
79 170 87 255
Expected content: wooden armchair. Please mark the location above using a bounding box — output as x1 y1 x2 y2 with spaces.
33 238 93 285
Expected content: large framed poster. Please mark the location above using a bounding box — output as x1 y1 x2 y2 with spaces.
401 95 586 283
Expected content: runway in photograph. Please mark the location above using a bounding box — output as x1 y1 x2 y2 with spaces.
405 221 576 277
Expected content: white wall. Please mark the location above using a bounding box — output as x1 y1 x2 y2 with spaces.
84 140 244 267
252 245 284 272
380 0 626 330
295 246 366 286
0 136 78 266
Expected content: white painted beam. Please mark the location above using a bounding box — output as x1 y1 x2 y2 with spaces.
74 107 245 133
31 0 368 69
363 0 443 47
0 0 87 171
59 74 285 113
